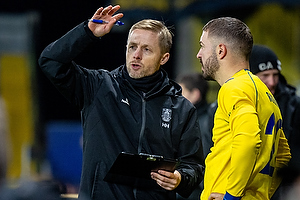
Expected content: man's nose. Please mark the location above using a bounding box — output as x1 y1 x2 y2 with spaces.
133 48 142 59
196 50 201 59
267 76 277 87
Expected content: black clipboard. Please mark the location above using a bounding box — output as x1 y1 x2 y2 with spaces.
104 152 179 186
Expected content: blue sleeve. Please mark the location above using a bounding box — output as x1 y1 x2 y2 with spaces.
223 192 242 200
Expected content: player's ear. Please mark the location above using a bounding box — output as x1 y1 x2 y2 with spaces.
217 44 227 59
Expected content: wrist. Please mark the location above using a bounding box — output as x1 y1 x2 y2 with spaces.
223 192 241 200
84 20 101 40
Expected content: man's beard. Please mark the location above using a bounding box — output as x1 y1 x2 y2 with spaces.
202 52 220 81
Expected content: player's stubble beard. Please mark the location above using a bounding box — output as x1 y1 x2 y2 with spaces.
201 51 220 81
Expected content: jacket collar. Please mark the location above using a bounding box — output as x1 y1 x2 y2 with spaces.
112 65 182 98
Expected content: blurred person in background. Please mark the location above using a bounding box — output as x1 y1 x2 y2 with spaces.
249 44 300 200
177 73 213 158
176 73 211 200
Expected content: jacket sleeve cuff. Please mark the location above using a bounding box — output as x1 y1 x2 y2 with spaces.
83 20 101 40
223 192 241 200
174 171 190 197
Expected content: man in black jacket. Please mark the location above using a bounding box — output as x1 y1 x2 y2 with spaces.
249 44 300 199
39 5 204 200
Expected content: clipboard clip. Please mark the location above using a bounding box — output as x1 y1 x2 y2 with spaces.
139 153 163 161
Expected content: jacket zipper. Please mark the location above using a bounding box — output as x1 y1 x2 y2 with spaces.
138 93 146 154
134 94 146 199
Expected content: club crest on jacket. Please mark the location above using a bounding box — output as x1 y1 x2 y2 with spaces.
161 108 172 122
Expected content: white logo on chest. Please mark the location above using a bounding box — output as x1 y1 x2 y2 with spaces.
121 98 130 106
161 108 172 128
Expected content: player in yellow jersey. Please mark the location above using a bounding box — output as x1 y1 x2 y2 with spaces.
196 17 291 200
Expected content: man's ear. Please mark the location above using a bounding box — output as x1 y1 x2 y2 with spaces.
160 53 170 65
217 44 227 59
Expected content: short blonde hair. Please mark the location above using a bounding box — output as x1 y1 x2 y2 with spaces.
128 19 173 54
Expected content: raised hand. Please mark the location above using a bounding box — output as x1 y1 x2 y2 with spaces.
88 5 123 37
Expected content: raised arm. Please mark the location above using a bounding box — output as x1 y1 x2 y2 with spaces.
38 5 123 107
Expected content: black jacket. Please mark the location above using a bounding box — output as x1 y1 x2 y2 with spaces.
39 21 204 200
269 74 300 200
275 74 300 167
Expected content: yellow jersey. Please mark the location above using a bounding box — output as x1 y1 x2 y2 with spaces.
201 69 291 200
